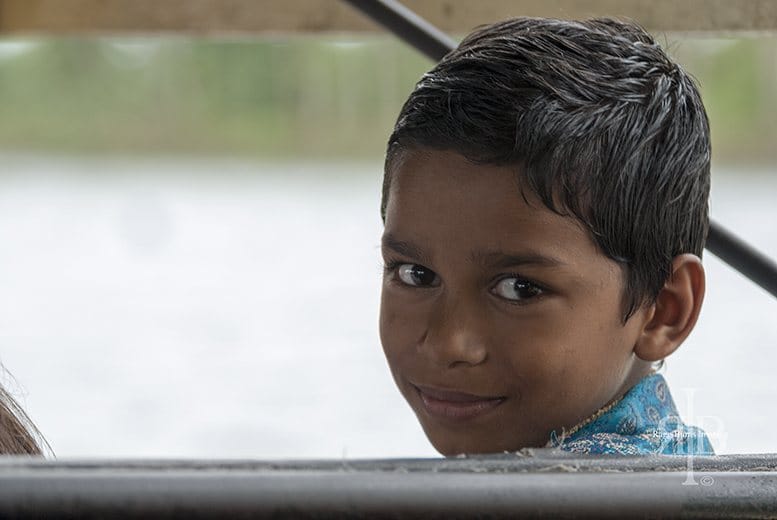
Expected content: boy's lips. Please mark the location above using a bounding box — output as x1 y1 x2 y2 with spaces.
412 383 507 421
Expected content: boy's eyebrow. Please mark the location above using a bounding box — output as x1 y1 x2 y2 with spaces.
382 234 567 268
381 234 432 264
470 250 567 269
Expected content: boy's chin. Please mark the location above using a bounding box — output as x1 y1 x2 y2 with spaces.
423 425 547 456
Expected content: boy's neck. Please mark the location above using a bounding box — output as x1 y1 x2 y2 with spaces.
615 359 657 403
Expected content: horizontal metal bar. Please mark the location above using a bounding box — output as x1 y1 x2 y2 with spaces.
343 0 777 300
0 455 776 518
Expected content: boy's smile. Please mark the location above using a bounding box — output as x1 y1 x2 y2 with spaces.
380 150 655 455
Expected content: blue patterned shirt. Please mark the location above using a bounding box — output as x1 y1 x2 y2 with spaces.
547 373 715 455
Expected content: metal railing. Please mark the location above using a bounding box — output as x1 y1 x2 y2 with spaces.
1 453 776 517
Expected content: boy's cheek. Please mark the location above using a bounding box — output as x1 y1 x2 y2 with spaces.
379 296 425 358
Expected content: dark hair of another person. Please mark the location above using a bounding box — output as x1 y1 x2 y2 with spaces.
382 17 711 321
0 384 45 455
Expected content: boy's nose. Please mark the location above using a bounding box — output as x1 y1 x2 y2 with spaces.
420 295 489 368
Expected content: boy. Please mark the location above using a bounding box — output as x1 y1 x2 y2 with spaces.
378 17 714 456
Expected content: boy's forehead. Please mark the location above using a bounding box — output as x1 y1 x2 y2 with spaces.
388 150 567 229
389 150 522 211
384 150 605 266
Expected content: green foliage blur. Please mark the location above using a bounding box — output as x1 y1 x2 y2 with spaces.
0 35 774 165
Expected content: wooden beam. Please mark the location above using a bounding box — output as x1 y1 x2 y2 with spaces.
0 0 370 36
1 0 776 36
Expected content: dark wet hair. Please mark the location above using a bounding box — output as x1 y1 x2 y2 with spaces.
382 17 711 321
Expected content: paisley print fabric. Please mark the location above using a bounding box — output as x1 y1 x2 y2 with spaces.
547 373 714 455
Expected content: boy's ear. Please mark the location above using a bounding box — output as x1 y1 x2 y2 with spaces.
634 254 705 362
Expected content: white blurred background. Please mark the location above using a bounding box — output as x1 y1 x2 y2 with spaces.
0 36 775 458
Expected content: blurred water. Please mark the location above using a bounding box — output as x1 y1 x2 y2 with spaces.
0 154 775 458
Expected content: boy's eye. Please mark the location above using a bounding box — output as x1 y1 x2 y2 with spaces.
397 264 440 287
493 277 543 302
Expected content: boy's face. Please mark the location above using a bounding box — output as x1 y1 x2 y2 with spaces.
380 150 652 455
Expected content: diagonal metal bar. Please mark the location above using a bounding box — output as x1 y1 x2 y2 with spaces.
705 223 777 297
343 0 777 299
341 0 457 60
